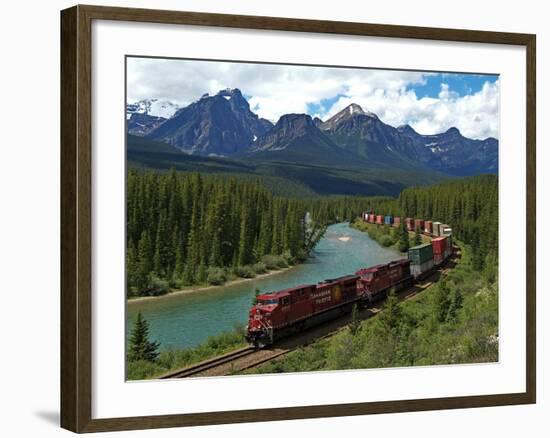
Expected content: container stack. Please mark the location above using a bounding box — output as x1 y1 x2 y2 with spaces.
431 236 448 265
424 220 433 235
408 243 434 278
440 224 452 237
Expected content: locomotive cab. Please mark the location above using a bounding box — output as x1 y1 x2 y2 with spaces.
246 294 278 347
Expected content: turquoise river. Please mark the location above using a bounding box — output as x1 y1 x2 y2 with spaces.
126 222 402 351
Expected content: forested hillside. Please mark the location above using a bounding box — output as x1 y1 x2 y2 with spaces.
126 171 497 297
362 174 498 271
126 170 327 297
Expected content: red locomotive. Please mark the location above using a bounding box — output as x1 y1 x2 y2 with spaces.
356 259 413 303
247 275 360 347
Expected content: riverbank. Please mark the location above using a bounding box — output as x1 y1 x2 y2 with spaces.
127 266 295 305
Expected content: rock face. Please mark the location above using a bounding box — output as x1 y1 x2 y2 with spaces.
145 89 272 156
319 104 498 175
248 113 368 168
397 125 498 175
127 113 166 136
128 93 498 175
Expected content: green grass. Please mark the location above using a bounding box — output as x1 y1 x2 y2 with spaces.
126 326 248 380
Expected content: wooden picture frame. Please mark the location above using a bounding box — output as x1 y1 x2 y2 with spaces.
60 4 536 433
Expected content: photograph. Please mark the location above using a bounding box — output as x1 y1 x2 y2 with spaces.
124 57 499 381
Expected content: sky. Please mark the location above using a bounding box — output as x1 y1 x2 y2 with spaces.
127 57 499 140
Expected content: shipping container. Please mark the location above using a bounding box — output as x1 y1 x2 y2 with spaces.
414 219 425 232
440 224 452 237
368 214 375 223
424 220 433 234
393 216 401 228
376 215 384 225
432 221 442 236
405 217 414 231
384 215 393 225
410 259 434 278
431 236 448 255
362 212 369 221
433 253 445 266
408 243 434 265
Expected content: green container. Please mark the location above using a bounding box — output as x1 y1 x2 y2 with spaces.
408 243 434 265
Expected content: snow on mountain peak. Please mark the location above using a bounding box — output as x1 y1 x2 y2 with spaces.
126 98 180 119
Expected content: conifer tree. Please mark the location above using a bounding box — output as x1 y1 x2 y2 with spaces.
398 223 410 253
414 229 422 246
128 312 160 362
349 304 361 336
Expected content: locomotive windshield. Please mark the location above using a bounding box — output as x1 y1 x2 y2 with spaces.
260 298 278 305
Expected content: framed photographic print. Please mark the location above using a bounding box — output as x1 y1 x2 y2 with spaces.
60 4 536 433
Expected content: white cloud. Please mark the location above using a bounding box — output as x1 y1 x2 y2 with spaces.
127 57 499 139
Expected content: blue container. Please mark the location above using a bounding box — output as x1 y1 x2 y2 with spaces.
384 215 393 225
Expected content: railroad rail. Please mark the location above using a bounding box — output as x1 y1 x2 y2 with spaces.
159 346 256 379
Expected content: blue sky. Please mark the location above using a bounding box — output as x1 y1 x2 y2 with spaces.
411 73 499 98
127 58 500 139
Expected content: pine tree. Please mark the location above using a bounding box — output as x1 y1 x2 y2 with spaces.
413 230 422 246
432 280 451 323
446 287 463 324
128 312 160 362
349 304 361 336
398 223 410 253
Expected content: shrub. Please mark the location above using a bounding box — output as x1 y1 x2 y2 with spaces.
235 265 256 278
148 275 169 296
206 267 227 285
252 262 267 275
261 254 286 270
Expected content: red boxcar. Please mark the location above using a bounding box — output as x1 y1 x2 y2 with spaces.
424 220 433 235
414 219 424 232
431 236 448 255
246 275 361 346
356 259 412 303
393 216 401 228
405 217 414 231
434 253 446 266
368 214 375 223
376 215 384 225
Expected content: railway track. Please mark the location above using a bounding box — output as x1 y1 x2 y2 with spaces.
160 251 459 379
159 346 256 379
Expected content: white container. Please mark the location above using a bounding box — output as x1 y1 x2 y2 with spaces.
432 222 442 236
410 259 434 278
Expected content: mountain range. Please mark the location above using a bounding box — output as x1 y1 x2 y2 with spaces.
126 88 498 196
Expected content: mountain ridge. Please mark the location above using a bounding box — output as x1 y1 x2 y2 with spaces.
126 90 498 176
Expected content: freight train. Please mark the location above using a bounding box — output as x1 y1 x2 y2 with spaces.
246 214 453 347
